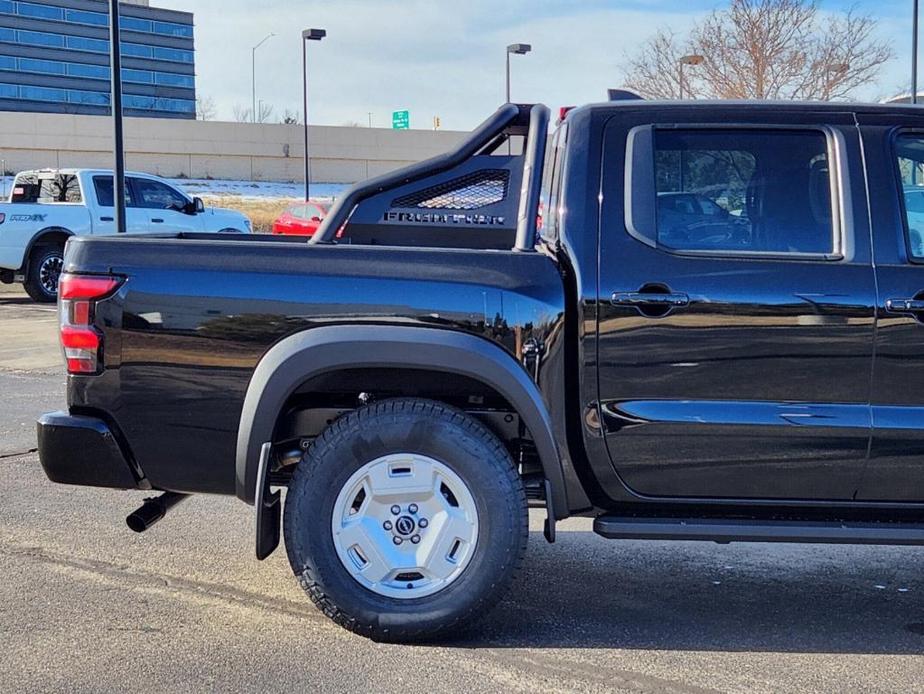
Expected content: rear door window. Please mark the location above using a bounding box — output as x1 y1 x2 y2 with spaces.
93 176 135 207
895 133 924 258
653 129 835 255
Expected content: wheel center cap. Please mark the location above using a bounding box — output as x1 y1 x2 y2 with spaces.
395 516 416 536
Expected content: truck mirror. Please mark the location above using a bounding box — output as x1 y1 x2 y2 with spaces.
193 197 205 214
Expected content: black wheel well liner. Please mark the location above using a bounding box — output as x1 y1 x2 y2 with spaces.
23 227 72 270
235 325 569 518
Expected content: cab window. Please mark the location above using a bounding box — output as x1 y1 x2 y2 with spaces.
653 129 834 255
895 134 924 258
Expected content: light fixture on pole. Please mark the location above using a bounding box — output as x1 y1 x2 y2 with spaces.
251 33 274 124
505 43 532 103
302 28 326 202
108 0 125 233
678 54 704 100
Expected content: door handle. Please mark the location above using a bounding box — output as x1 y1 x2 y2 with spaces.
612 291 690 307
100 216 113 222
151 218 164 224
885 298 924 314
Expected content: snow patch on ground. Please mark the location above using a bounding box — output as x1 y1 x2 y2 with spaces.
169 178 348 202
0 175 349 203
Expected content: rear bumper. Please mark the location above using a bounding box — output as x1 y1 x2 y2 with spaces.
37 411 140 489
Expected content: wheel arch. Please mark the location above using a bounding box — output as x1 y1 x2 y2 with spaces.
235 324 569 518
23 227 73 270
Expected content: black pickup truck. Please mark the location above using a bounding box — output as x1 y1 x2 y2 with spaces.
37 100 924 641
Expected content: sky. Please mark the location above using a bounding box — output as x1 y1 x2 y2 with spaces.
153 0 918 131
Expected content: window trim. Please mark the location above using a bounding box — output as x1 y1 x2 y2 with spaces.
888 128 924 265
624 123 850 262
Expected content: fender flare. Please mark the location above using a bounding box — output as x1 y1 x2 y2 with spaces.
22 227 73 272
235 324 569 518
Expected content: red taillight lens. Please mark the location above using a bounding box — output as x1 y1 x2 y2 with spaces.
59 275 121 300
58 273 122 375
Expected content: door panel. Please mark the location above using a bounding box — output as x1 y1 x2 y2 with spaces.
598 109 876 500
858 119 924 501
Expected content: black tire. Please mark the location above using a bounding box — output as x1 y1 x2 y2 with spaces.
283 398 528 642
23 245 64 303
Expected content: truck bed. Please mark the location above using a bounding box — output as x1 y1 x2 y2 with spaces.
64 233 565 494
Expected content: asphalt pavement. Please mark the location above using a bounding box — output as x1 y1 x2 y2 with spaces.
1 287 923 693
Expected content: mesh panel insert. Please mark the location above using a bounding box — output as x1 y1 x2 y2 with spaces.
392 170 510 210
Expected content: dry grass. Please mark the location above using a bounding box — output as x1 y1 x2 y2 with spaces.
199 195 297 233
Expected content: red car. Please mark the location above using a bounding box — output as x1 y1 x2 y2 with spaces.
272 201 330 236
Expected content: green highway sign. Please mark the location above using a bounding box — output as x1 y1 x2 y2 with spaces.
392 110 410 129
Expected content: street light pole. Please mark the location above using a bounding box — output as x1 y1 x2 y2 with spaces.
251 33 274 124
914 0 920 105
302 28 326 202
109 0 125 234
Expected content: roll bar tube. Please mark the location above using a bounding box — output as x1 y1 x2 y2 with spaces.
514 104 550 251
310 103 526 245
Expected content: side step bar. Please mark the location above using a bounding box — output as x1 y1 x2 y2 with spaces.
593 516 924 546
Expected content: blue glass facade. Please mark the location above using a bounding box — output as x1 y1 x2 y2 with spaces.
0 0 195 119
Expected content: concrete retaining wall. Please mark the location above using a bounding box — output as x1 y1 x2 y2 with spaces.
0 111 467 183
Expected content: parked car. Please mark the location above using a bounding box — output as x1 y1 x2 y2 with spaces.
0 169 252 301
272 201 330 236
37 100 924 642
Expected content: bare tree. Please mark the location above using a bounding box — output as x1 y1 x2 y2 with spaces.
623 0 893 101
196 95 217 121
232 104 252 123
256 102 275 124
280 109 300 125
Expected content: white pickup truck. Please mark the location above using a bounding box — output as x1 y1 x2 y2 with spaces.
0 169 252 302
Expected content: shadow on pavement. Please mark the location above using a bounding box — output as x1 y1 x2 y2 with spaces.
446 531 924 653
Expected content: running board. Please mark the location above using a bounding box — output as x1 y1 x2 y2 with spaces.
593 516 924 546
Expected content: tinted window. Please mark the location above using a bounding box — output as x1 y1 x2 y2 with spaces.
0 55 13 70
153 46 193 63
120 16 152 33
65 9 107 26
19 30 65 48
20 58 65 75
0 27 12 42
653 129 834 254
68 90 109 106
93 177 134 207
68 35 109 53
131 178 188 210
895 134 924 258
153 21 193 38
20 85 66 102
121 42 152 58
155 71 194 88
67 62 109 80
15 174 82 203
0 82 16 98
18 2 62 19
122 68 153 84
0 0 13 13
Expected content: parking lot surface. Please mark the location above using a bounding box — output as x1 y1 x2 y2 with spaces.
1 288 923 693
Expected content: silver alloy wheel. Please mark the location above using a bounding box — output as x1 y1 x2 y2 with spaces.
39 254 63 297
331 453 479 599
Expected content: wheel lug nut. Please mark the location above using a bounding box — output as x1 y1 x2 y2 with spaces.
418 518 428 528
390 505 400 515
383 521 392 531
408 503 418 514
393 536 403 545
411 535 420 544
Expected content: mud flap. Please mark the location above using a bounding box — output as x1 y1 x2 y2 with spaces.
255 442 281 560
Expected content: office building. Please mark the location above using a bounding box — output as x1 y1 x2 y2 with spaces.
0 0 195 119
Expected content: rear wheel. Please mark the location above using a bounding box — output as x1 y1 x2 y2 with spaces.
283 398 528 642
23 245 64 303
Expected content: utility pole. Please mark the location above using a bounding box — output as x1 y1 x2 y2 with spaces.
914 0 920 104
109 0 125 233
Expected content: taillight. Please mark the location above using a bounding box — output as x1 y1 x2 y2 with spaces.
58 273 123 375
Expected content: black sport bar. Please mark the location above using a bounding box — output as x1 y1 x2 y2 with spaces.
310 103 538 246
